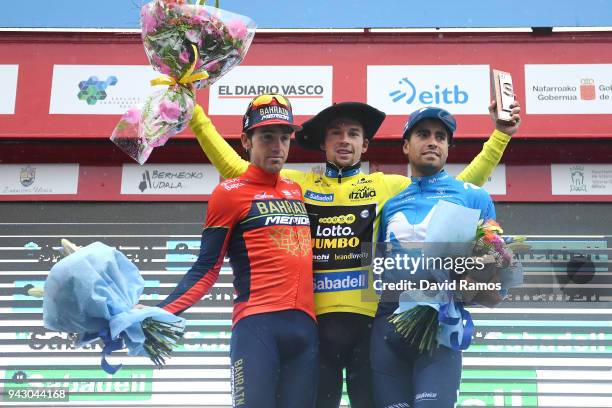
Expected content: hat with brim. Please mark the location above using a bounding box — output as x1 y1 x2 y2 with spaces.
247 119 302 132
295 102 386 151
402 107 457 143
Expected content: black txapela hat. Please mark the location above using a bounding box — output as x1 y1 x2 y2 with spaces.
295 102 386 151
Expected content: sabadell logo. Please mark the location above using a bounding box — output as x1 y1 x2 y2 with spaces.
389 78 469 105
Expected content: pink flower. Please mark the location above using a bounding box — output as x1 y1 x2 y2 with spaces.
204 61 220 72
190 15 203 25
141 12 158 34
123 107 141 124
158 62 172 76
206 27 222 40
179 51 190 64
185 29 199 43
227 20 248 41
155 4 166 21
159 101 182 122
190 8 210 25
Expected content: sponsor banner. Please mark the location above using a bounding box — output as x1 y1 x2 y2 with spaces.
551 164 612 195
0 164 79 195
443 163 507 195
120 164 219 195
0 65 18 114
367 65 490 115
49 65 159 114
458 369 538 407
536 370 612 406
525 64 612 114
208 66 333 115
313 270 369 293
307 204 376 270
4 35 612 141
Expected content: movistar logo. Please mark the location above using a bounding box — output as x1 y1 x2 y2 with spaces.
389 78 468 105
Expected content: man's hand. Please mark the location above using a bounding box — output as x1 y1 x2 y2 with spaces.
489 100 521 137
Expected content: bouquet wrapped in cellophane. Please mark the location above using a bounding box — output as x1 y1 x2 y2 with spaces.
464 220 528 294
111 0 256 164
389 219 528 354
40 240 185 373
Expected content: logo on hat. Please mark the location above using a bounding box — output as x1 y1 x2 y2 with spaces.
243 96 300 132
258 105 291 122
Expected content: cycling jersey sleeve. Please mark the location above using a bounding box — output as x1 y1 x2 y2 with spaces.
157 185 239 315
481 196 496 221
382 173 411 196
456 129 510 186
190 104 249 179
190 105 305 183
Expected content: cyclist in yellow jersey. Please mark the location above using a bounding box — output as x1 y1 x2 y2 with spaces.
189 96 521 408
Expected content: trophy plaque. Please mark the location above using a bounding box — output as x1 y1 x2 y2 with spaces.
491 69 515 124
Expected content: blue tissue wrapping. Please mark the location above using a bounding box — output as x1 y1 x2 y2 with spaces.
43 242 185 373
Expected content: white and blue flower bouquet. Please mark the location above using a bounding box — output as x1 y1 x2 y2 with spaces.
388 201 527 354
41 240 185 373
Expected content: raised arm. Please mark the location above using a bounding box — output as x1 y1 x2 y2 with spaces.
191 104 308 184
456 101 521 186
190 104 249 179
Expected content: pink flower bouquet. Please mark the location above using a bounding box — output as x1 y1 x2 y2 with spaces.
111 0 256 164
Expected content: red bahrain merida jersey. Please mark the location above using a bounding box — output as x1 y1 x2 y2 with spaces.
158 165 315 325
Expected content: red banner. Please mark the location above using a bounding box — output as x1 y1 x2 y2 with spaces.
1 31 612 141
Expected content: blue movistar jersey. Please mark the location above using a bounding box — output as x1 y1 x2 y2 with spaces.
376 169 496 316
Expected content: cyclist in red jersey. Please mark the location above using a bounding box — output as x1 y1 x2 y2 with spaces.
158 94 318 408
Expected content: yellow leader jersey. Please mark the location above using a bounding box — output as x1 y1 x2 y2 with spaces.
189 105 510 317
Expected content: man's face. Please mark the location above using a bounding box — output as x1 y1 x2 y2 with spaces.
321 117 369 168
241 125 292 174
403 118 450 177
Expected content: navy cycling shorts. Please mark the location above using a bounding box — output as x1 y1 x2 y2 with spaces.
370 314 462 408
230 309 318 408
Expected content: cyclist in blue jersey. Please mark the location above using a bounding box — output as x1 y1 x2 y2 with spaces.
372 107 511 407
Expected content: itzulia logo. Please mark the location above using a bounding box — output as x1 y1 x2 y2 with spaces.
77 76 118 105
389 78 469 105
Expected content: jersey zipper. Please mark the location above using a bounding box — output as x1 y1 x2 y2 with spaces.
277 187 301 307
414 179 423 239
292 210 301 307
